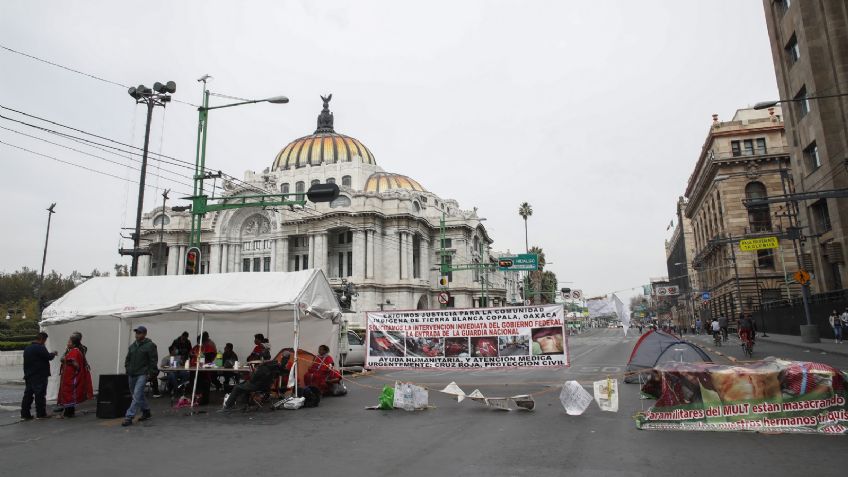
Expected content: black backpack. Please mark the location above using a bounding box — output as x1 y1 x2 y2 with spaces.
299 386 321 408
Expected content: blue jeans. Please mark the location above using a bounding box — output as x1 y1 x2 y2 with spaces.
126 374 149 418
834 326 843 340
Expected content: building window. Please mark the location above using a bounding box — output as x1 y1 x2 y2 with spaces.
785 33 800 65
779 0 791 14
444 254 453 283
243 242 250 251
413 201 421 212
311 179 320 186
731 141 741 157
347 251 353 277
755 138 767 155
440 238 452 249
327 177 335 184
804 141 820 171
342 175 352 187
243 258 250 272
302 255 308 269
757 249 775 269
745 182 772 232
281 183 290 194
253 240 260 250
795 85 809 118
153 214 170 227
295 181 305 194
337 252 344 278
263 257 271 272
294 255 300 271
743 139 755 156
253 257 261 272
810 200 832 233
263 240 270 249
412 235 421 279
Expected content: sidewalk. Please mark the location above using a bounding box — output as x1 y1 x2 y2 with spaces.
757 333 848 357
0 365 24 385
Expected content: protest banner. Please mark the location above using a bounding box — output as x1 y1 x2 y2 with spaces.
635 358 848 434
366 304 567 369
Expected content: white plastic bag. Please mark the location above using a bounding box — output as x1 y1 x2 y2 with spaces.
593 378 619 412
560 380 593 416
394 382 428 410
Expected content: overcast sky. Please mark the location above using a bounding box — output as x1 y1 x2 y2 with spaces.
0 0 779 298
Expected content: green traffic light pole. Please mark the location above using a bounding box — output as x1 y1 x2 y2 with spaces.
187 81 299 249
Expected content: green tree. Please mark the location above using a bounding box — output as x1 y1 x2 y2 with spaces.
518 202 533 253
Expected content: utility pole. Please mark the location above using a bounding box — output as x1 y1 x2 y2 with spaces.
158 189 170 276
36 203 56 317
120 81 176 276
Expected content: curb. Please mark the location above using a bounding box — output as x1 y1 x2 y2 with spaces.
756 337 848 358
0 379 24 386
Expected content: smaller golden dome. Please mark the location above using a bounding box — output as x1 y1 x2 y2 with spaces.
364 172 426 193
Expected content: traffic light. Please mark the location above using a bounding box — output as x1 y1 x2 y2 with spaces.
498 259 513 268
561 288 571 294
306 183 340 203
439 276 449 287
185 247 201 275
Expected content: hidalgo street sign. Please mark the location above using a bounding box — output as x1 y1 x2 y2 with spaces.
739 236 779 251
497 253 539 271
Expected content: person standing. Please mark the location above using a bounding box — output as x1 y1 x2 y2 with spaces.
695 318 702 335
21 332 58 420
828 310 843 344
57 332 93 418
841 307 848 338
122 326 158 427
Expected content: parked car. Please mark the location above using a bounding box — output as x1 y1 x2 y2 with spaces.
340 330 366 367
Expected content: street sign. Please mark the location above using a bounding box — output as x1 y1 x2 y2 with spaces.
654 285 679 296
701 292 711 301
793 269 811 285
739 236 779 251
498 253 539 271
571 289 583 300
438 291 451 305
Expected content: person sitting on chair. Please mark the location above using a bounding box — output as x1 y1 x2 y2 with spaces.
247 334 271 362
221 352 290 411
304 345 341 395
220 343 239 392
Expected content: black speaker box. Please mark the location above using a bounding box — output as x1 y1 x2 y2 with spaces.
96 374 132 419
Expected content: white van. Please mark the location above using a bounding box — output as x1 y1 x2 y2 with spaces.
339 330 366 367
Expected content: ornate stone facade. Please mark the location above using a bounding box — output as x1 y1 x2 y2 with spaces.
138 97 521 327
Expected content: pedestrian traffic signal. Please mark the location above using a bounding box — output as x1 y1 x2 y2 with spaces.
185 247 201 275
498 259 513 268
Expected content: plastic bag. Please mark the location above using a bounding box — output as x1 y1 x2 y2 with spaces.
378 385 395 410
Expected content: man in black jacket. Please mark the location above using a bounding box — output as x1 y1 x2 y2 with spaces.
21 332 58 420
220 351 290 411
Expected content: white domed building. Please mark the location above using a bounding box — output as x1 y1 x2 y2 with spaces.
138 96 520 326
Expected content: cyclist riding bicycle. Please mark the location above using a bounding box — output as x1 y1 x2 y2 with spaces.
738 313 754 348
711 318 721 344
718 315 729 342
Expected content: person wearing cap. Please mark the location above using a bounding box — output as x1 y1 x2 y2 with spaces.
122 325 158 426
247 333 271 362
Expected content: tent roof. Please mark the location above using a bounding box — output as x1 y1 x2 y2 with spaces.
41 269 341 324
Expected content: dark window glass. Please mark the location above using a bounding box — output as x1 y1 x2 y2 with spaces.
731 141 741 157
755 138 767 155
347 251 353 277
342 176 352 187
811 200 832 233
804 141 820 171
795 86 809 118
294 255 300 271
263 257 271 272
243 258 250 272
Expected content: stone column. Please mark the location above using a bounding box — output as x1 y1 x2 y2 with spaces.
367 230 376 279
397 231 406 279
319 233 329 275
167 245 179 275
308 235 316 270
419 237 428 281
373 229 383 281
277 238 288 272
137 255 150 276
209 244 220 274
177 245 187 275
233 244 241 272
221 243 229 273
270 239 277 272
407 233 415 280
353 230 365 280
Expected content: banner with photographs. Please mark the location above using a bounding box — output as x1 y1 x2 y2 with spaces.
365 305 568 369
635 358 848 435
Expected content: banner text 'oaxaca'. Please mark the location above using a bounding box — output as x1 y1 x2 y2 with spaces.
366 304 568 369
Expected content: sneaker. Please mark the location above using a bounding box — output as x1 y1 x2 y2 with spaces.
121 418 133 427
35 416 49 420
138 410 152 422
20 416 33 421
153 394 162 398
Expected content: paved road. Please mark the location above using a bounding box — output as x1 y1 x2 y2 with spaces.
0 328 845 477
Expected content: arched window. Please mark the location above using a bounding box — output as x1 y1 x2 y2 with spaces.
153 214 170 227
342 175 352 187
745 182 772 232
327 177 336 184
295 181 305 194
281 183 290 194
311 179 320 186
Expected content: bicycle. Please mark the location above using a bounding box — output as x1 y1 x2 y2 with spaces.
740 336 753 359
713 331 722 347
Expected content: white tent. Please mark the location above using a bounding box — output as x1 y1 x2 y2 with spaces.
40 269 341 400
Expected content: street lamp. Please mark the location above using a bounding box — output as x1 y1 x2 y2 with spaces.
187 77 289 251
753 92 848 110
121 81 176 276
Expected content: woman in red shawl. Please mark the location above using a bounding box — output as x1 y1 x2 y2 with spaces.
57 332 93 418
304 345 341 395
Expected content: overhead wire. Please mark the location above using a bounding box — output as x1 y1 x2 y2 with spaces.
0 43 197 107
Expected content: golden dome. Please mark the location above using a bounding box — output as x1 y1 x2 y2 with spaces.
272 94 376 171
364 172 426 193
